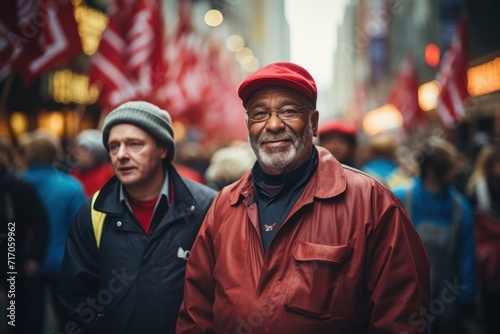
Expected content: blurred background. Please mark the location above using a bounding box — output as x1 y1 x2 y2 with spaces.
1 0 499 155
1 1 500 333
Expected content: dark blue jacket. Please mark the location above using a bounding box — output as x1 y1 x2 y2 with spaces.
58 166 216 334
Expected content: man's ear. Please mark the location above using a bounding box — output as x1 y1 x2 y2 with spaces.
160 146 168 159
311 110 319 137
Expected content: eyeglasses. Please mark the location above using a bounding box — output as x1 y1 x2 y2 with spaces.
246 105 312 122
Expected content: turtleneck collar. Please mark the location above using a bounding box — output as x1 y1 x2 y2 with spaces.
252 146 318 196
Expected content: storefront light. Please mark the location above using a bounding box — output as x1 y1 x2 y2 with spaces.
418 80 439 111
235 47 253 64
226 35 245 52
363 104 403 136
9 112 28 137
204 9 223 27
74 3 108 55
468 57 500 96
242 57 260 72
49 70 99 105
38 110 65 138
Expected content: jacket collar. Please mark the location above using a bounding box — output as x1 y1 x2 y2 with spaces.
118 170 170 213
94 164 201 220
228 146 347 206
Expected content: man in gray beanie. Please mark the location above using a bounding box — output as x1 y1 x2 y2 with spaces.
58 101 217 334
101 101 176 163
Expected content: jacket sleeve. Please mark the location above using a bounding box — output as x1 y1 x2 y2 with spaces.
57 198 102 333
66 180 87 226
176 194 219 334
364 192 431 334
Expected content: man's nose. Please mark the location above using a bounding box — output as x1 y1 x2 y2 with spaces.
116 144 129 159
264 111 286 132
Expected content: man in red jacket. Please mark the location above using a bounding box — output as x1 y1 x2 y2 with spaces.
177 62 430 334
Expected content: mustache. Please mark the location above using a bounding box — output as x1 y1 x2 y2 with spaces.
257 131 297 144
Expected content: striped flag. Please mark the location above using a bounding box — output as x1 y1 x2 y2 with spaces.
154 0 247 142
0 1 36 81
89 0 166 111
388 55 426 132
435 17 470 128
0 0 81 85
154 0 205 121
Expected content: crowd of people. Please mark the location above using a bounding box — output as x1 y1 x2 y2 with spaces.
316 119 500 334
0 61 499 333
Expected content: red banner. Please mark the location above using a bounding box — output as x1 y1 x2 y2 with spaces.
388 55 426 132
0 1 33 81
89 0 166 111
0 0 82 86
154 0 247 143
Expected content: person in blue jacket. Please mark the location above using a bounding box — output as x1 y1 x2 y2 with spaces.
362 133 399 183
57 101 217 334
19 129 87 334
393 137 476 334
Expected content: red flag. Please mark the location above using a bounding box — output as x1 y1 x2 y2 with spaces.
89 0 166 111
0 0 40 82
435 17 470 127
154 0 204 121
154 0 247 143
0 0 82 85
388 55 425 132
0 0 28 80
21 0 82 85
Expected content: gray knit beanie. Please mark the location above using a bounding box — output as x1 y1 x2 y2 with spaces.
77 129 109 165
102 101 175 162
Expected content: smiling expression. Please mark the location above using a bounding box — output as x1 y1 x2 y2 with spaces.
246 86 319 175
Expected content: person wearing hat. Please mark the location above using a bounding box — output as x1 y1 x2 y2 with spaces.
58 101 217 333
176 62 430 333
317 119 358 167
70 129 115 197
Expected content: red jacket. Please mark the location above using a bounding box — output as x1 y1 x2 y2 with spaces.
177 146 430 334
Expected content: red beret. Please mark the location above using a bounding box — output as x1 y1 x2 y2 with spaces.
238 62 317 108
318 120 357 138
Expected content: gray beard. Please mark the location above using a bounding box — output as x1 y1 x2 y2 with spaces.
250 123 314 173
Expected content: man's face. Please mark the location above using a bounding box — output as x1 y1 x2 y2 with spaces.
74 146 95 169
246 86 318 175
108 124 167 192
319 133 355 165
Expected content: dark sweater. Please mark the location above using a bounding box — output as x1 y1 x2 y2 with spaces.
252 147 318 251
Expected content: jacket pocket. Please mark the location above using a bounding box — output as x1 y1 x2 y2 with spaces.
284 241 353 320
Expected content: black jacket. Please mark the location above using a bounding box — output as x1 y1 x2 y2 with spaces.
0 170 48 277
57 166 217 334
